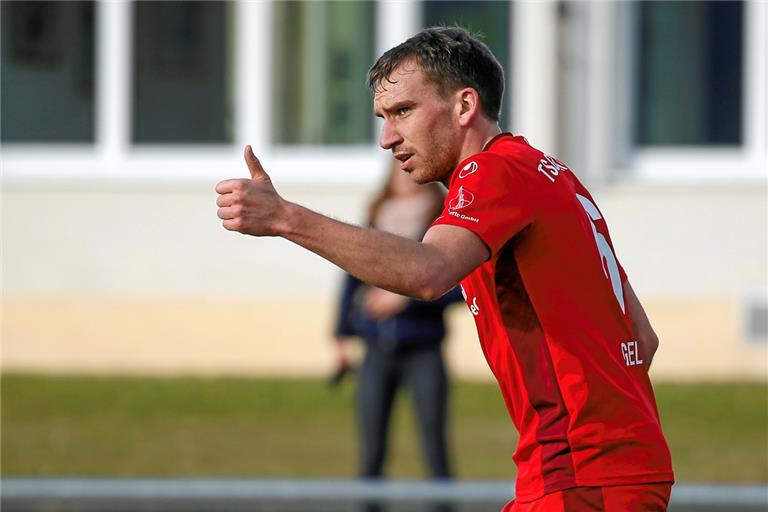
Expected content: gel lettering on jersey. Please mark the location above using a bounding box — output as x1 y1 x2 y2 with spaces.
621 340 644 366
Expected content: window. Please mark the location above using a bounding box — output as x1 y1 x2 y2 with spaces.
132 1 233 144
634 1 743 146
422 0 511 130
1 1 96 142
271 1 375 145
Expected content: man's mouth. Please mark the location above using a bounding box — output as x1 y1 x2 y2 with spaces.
394 152 414 170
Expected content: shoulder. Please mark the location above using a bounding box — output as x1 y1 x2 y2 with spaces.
448 150 534 194
451 152 511 185
470 136 542 173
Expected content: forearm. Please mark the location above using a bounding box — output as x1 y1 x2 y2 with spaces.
216 150 486 298
281 202 450 299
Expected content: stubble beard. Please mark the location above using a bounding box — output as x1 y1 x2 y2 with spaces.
414 134 456 185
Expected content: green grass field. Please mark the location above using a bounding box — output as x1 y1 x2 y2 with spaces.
1 374 766 482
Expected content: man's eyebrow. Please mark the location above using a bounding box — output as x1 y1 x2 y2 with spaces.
376 100 416 117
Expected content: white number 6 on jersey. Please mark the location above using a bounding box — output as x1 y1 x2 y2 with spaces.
576 194 625 313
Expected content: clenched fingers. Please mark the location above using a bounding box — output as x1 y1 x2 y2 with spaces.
216 193 235 207
215 178 248 195
222 218 245 232
217 205 241 220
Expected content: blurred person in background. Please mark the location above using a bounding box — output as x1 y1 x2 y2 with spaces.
332 159 460 481
217 26 674 511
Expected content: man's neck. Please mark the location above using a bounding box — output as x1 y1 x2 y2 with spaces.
482 127 504 150
461 123 501 159
440 124 502 187
461 121 502 158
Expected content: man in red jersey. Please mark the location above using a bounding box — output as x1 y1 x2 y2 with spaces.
216 27 674 510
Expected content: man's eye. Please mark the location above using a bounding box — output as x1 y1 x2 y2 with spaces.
397 107 410 116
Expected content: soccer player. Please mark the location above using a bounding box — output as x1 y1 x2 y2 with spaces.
216 27 674 511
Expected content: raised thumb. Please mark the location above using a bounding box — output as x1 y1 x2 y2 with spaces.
244 145 268 180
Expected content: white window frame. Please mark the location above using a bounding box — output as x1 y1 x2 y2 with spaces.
617 0 767 184
0 0 421 186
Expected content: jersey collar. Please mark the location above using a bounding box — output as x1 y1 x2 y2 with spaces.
482 132 515 152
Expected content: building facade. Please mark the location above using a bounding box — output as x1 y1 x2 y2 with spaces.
2 1 766 380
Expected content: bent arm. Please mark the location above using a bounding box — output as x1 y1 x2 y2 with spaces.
623 280 659 367
217 146 488 300
281 202 488 300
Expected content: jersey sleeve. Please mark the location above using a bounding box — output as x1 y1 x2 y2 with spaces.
431 152 535 256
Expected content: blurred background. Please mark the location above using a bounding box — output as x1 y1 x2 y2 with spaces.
1 0 766 509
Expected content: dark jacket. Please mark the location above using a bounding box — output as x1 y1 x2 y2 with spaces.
334 273 463 351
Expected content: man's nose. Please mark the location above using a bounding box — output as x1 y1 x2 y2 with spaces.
379 121 403 150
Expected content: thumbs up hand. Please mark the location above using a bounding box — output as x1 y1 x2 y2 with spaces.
243 144 269 181
216 145 287 236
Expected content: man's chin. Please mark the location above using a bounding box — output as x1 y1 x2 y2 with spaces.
409 172 430 185
410 167 450 185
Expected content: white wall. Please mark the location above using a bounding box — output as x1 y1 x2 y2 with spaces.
2 0 766 380
2 182 370 298
2 179 765 380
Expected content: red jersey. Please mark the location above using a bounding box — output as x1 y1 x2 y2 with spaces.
432 134 674 502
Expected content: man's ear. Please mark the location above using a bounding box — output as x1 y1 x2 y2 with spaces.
456 88 481 127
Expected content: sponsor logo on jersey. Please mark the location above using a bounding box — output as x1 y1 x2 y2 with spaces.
469 296 480 316
458 161 478 178
448 211 479 223
459 285 480 316
449 186 474 210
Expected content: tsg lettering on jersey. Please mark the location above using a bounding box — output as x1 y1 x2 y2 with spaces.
621 340 644 367
537 154 568 183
